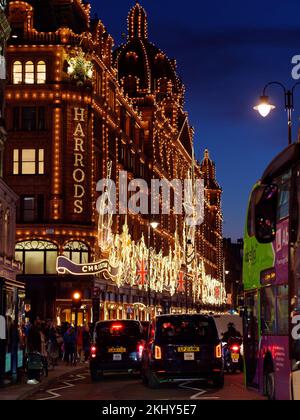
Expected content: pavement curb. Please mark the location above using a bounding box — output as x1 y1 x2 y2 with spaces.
16 366 87 401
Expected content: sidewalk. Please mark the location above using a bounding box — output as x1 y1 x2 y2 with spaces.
0 363 87 401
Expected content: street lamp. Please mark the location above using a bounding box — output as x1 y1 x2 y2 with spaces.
254 81 300 145
185 239 192 313
147 221 159 320
72 291 82 331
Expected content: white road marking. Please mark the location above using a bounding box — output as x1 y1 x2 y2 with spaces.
178 381 207 399
37 373 87 400
178 380 220 400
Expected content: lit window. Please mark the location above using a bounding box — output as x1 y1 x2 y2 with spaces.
38 149 44 174
13 148 45 175
13 61 22 84
15 241 58 275
63 241 89 264
25 61 34 84
37 61 46 84
13 149 19 175
22 149 36 174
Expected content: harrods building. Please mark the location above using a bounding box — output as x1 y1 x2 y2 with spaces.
3 0 224 324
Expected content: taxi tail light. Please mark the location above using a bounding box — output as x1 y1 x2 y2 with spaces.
154 345 162 360
91 345 97 359
215 344 222 358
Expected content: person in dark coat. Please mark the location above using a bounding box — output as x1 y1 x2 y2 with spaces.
63 326 77 365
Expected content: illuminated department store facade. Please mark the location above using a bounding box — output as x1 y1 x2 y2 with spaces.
3 1 225 324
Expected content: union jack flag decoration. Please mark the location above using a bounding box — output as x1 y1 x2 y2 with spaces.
136 260 148 287
177 271 185 292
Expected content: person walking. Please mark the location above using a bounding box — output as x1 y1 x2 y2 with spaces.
63 326 77 366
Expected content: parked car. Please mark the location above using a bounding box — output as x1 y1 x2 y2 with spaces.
141 314 224 388
90 320 145 381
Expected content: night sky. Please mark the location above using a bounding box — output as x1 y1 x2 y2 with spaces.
90 0 300 240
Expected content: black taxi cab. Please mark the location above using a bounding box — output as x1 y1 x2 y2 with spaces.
141 314 224 388
90 320 145 381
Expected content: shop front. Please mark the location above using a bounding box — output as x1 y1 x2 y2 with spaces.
0 269 25 385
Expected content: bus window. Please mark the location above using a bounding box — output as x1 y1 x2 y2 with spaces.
277 285 289 335
255 185 278 243
276 172 290 222
261 286 276 335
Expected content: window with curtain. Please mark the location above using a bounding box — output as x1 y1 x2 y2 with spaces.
37 61 46 84
13 61 22 84
25 61 34 84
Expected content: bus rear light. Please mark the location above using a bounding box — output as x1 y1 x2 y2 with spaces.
215 344 222 358
154 345 162 360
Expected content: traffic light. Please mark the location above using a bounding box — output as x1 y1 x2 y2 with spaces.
72 291 82 309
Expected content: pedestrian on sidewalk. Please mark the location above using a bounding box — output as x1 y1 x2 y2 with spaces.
63 326 76 366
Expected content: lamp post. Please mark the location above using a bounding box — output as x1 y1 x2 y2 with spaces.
185 239 192 314
147 221 159 320
254 81 300 145
72 291 82 331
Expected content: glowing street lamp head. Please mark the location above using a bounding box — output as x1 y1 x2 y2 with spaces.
254 95 276 118
150 221 159 229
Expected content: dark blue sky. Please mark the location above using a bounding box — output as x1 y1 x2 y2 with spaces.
90 0 300 240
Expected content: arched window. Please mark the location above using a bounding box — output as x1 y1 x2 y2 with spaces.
15 240 58 275
13 61 23 84
25 61 34 84
37 61 46 84
63 241 90 264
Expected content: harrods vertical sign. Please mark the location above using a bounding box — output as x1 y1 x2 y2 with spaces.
65 105 90 223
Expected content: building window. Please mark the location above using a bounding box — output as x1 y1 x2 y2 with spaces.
15 240 58 275
63 241 90 264
12 60 47 85
13 61 22 84
37 61 46 84
19 195 44 223
12 107 46 131
25 61 34 84
13 148 44 175
22 197 35 222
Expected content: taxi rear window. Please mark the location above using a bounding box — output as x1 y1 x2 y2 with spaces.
156 316 218 344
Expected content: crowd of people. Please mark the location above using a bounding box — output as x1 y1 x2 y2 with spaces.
23 319 92 384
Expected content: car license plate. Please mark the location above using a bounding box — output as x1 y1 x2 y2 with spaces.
231 353 239 363
113 354 122 361
184 353 195 361
178 346 200 353
108 347 126 353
